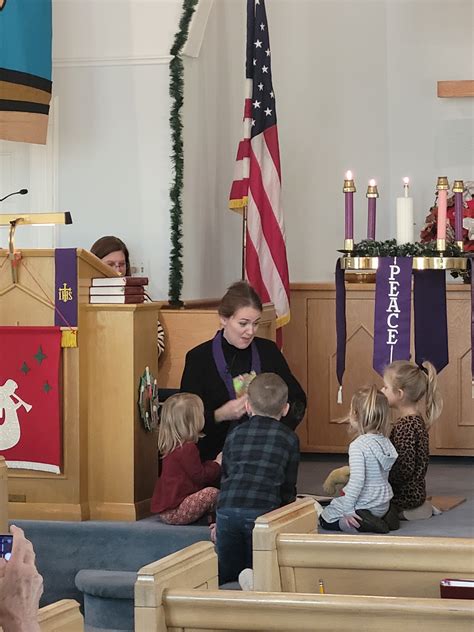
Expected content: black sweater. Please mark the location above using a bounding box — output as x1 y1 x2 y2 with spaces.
180 335 306 460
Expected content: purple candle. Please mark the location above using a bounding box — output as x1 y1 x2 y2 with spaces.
366 178 378 240
453 180 464 246
343 171 356 246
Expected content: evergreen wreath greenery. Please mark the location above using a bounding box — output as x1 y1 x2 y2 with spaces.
168 0 199 306
351 239 463 258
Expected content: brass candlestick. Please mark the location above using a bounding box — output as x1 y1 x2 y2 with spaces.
343 178 356 193
436 176 449 190
344 238 354 251
366 182 379 198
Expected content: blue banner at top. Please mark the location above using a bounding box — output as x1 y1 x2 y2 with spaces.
0 0 52 80
0 0 52 143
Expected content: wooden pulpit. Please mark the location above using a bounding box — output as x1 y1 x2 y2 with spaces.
0 248 160 521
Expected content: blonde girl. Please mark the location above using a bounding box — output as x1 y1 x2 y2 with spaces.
382 360 443 519
320 386 398 533
151 393 221 525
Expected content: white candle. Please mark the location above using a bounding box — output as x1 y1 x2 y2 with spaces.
396 178 414 244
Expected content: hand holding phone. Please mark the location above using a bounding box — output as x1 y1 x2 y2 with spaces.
0 525 43 632
0 534 13 561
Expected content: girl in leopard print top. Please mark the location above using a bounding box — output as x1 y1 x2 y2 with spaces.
382 361 443 512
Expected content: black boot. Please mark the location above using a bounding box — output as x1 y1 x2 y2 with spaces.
383 503 400 531
355 509 390 533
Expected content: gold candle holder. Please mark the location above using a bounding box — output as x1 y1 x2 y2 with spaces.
366 183 379 198
436 176 449 190
456 241 464 251
437 238 446 253
344 238 354 251
343 179 356 193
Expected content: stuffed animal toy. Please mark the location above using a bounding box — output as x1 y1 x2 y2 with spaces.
323 465 350 497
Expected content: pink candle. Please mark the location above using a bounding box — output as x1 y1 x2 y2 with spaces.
366 179 378 240
452 180 464 244
343 170 356 243
436 176 449 242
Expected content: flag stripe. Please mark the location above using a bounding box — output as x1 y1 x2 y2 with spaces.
244 97 253 118
249 139 290 290
251 129 286 236
247 191 290 317
245 236 271 304
236 138 250 161
263 125 281 183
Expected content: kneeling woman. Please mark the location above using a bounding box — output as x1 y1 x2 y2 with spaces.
180 281 307 461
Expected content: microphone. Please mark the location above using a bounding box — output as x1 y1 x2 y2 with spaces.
0 189 28 203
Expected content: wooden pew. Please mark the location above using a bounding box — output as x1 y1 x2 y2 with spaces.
135 541 218 630
0 600 83 632
0 457 8 533
135 542 473 632
252 499 474 597
38 599 83 631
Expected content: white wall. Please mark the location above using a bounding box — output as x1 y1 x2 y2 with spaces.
182 0 246 298
183 0 474 293
50 0 186 300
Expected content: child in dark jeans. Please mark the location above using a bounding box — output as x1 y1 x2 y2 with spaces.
216 373 300 586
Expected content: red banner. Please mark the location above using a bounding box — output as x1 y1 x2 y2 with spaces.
0 327 61 473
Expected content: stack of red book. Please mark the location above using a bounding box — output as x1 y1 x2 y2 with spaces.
89 277 149 304
440 579 474 600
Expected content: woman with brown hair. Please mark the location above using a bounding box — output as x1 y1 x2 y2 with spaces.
180 280 306 461
90 235 164 356
90 235 131 277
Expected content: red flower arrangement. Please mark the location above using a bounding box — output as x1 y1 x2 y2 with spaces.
420 182 474 253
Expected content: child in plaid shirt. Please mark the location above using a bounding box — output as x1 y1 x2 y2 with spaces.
216 373 300 585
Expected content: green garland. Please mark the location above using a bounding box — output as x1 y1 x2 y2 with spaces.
349 239 469 280
351 239 463 258
168 0 199 306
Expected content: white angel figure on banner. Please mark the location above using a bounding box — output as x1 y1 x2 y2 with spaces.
0 379 32 450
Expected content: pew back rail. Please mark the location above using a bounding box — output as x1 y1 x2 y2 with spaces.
252 500 474 597
134 542 474 632
38 599 83 632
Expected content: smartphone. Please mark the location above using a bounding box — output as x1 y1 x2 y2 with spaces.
0 534 13 561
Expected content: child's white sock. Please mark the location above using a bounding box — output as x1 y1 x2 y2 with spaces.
238 568 254 591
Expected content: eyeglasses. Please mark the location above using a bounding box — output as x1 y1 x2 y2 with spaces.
105 261 126 271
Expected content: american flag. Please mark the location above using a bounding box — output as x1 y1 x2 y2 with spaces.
229 0 290 331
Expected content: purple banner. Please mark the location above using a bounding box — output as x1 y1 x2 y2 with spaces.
54 248 78 327
335 259 346 395
373 257 412 376
470 258 473 381
413 270 448 374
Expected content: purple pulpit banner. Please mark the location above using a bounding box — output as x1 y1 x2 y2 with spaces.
54 249 78 327
373 257 412 376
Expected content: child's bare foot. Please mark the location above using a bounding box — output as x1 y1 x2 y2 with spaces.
209 522 217 544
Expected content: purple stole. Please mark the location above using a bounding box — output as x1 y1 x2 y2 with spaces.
211 330 261 399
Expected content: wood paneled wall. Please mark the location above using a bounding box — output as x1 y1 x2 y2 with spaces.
286 283 473 455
